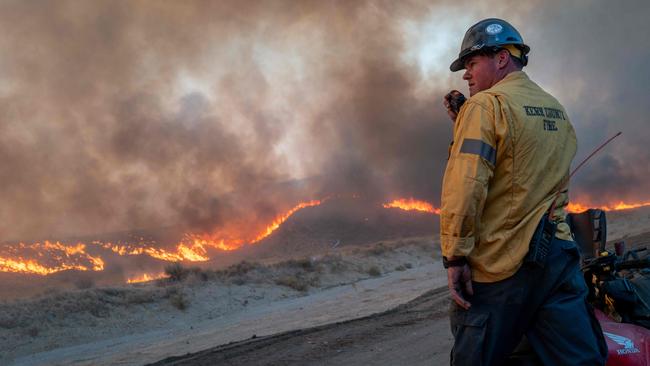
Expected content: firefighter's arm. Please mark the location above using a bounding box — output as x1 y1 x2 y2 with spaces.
440 100 497 257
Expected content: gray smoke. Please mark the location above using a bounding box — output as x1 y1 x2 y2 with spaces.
0 0 647 240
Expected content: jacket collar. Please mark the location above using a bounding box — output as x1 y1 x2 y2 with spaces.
492 70 528 89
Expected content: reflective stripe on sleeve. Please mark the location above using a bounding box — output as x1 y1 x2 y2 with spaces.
460 139 496 165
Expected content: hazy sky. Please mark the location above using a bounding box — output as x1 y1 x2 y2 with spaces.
0 0 648 239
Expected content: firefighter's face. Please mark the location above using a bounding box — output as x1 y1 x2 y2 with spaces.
462 53 500 97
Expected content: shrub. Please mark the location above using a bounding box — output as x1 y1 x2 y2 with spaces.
231 276 247 286
26 326 39 337
283 258 317 272
394 263 413 271
368 244 389 256
98 288 121 296
184 267 210 285
190 267 209 281
367 266 381 277
170 293 187 310
0 314 18 329
165 262 188 282
166 287 188 310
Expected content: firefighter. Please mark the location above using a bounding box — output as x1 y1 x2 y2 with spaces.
440 18 607 365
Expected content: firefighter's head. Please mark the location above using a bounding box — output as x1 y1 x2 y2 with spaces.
450 19 530 96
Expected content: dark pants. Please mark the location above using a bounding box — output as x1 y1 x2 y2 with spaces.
449 239 608 366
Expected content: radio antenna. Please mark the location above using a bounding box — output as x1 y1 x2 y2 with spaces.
549 131 622 218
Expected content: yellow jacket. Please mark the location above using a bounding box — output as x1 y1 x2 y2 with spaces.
440 71 576 282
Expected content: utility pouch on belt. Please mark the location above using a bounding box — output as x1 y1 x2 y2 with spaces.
525 214 557 268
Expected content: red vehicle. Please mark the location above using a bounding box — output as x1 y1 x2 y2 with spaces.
596 309 650 364
575 209 650 365
509 209 650 365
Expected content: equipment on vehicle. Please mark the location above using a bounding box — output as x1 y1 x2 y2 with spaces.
576 209 650 365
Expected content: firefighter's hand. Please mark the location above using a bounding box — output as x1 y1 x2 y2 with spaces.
447 261 473 310
443 90 464 122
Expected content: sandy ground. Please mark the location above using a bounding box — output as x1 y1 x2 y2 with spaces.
13 263 447 366
150 287 454 366
2 237 446 366
606 207 650 242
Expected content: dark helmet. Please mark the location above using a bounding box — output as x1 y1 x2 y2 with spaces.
450 18 530 72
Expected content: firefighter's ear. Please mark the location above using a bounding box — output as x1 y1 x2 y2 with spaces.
496 49 510 69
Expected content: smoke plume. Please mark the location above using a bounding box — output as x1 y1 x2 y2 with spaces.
0 0 648 240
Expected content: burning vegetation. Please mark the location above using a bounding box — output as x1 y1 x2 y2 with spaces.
126 272 168 284
1 195 648 281
567 201 650 213
0 199 326 277
383 198 441 214
0 241 104 276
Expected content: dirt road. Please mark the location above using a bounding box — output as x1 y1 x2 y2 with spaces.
150 287 453 366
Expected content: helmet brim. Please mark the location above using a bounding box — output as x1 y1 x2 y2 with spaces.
449 48 476 72
449 57 465 72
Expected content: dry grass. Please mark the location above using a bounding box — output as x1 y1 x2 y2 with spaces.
0 313 19 329
269 258 323 292
0 286 168 332
124 291 157 304
215 261 266 286
274 274 319 292
74 277 95 290
212 258 328 290
165 286 189 310
0 235 436 340
164 263 212 284
274 276 308 292
280 258 320 272
321 254 348 274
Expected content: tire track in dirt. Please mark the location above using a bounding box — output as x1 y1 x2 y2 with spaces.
149 286 452 366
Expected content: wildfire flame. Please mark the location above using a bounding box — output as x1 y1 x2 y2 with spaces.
0 240 105 275
13 196 649 280
251 200 322 243
383 198 441 214
382 198 650 216
0 199 323 278
567 200 650 213
127 272 167 284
